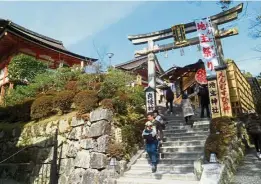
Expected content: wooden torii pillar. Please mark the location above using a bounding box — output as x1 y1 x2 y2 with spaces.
128 3 243 115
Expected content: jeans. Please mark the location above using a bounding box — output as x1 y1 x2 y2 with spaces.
201 103 210 118
252 134 261 153
146 142 158 166
166 99 174 113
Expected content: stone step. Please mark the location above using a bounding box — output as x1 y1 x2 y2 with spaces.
123 170 197 180
163 128 209 134
117 177 199 184
163 132 209 137
162 140 205 147
136 158 196 165
165 135 207 142
130 164 194 173
141 152 203 159
160 145 204 153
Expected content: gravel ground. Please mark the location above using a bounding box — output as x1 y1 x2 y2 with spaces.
231 149 261 184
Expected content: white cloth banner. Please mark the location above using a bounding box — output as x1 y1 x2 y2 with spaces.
195 18 219 75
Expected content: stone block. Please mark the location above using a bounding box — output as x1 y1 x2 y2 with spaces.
80 139 97 150
68 168 85 184
71 117 85 127
90 152 107 169
87 120 110 138
74 150 90 169
45 121 55 135
66 141 80 158
58 174 68 184
97 135 110 153
59 119 70 133
59 158 74 175
90 108 113 123
68 126 82 140
81 169 100 184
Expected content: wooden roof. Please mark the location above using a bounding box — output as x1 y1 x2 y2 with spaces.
160 59 204 81
0 19 97 62
115 55 164 74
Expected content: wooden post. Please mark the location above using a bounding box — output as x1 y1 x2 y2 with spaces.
213 24 225 66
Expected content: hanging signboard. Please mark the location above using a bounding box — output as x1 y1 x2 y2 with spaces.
172 24 187 45
195 18 219 76
195 68 208 85
216 70 232 117
208 79 221 118
145 87 156 113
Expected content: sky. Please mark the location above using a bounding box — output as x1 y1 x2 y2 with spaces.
0 1 260 75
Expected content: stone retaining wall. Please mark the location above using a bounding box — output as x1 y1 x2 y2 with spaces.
0 108 125 184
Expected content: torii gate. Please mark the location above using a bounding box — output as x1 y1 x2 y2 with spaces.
128 3 243 115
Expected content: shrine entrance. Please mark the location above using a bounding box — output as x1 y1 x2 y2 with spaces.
127 3 251 118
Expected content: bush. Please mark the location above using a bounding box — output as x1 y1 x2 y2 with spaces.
108 142 125 160
53 90 75 113
31 95 54 120
65 81 78 91
73 90 98 113
100 99 114 110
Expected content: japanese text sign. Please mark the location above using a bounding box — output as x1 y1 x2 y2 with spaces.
216 70 232 117
146 91 155 112
208 79 221 118
195 18 218 75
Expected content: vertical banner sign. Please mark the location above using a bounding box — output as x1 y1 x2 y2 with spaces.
195 18 219 75
208 80 221 118
216 70 232 117
146 91 155 112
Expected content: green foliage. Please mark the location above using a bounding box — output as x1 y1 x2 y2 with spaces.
53 91 75 113
73 90 98 113
31 95 54 120
8 54 47 83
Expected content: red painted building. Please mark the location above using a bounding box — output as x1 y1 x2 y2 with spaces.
0 19 97 98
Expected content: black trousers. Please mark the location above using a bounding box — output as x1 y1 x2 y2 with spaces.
201 103 210 118
251 134 261 153
166 99 173 113
185 115 192 123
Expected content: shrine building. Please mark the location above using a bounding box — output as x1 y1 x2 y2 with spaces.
0 19 97 97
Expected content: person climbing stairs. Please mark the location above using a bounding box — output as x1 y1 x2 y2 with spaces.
116 106 210 184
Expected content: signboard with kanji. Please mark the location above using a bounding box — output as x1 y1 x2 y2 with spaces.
195 18 219 75
172 24 187 45
195 68 208 85
208 79 221 118
145 86 156 113
216 70 232 117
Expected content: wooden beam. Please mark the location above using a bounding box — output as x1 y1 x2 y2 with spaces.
135 28 238 56
128 3 243 44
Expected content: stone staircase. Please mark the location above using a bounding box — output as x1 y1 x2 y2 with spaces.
116 108 210 184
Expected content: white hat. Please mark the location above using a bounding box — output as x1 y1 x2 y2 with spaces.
145 121 153 127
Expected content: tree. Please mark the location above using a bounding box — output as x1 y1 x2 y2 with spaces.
242 71 253 78
8 54 47 83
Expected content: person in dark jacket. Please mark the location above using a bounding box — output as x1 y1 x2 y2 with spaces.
142 122 158 173
165 87 174 114
198 84 210 118
246 113 261 158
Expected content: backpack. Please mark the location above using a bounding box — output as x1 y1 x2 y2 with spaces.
166 88 174 100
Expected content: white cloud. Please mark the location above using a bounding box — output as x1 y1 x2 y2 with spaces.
0 2 142 46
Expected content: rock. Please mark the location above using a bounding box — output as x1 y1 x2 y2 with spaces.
46 122 55 135
118 160 127 176
59 119 70 133
68 168 85 184
68 126 82 140
0 131 4 139
81 169 100 184
66 141 80 158
87 120 110 138
90 152 107 169
97 135 110 153
58 174 68 184
100 169 118 183
59 158 74 175
90 108 113 123
71 117 85 127
81 124 90 138
74 150 90 169
57 135 67 147
80 139 97 150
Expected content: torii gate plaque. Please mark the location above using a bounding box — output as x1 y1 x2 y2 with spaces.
128 3 243 114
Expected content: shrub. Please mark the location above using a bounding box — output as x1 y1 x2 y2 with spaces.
53 90 75 113
31 95 54 120
73 90 98 113
108 142 125 160
65 81 78 91
100 99 114 110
